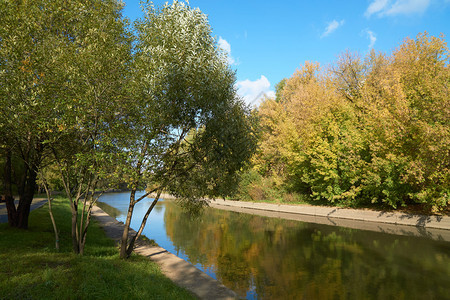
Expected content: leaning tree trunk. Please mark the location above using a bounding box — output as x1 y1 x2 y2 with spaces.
125 190 162 257
120 188 137 259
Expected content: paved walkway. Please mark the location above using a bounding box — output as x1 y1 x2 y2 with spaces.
0 198 48 223
208 199 450 241
91 206 237 300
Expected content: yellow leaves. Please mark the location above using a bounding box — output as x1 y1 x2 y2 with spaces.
251 32 449 209
21 57 30 66
19 57 31 73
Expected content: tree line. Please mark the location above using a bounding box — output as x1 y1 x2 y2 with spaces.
239 32 449 211
0 0 257 258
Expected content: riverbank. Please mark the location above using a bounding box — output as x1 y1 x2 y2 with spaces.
211 199 450 241
209 199 450 229
156 193 450 241
0 197 196 300
91 205 237 300
103 191 450 299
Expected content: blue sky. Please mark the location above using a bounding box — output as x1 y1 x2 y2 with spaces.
122 0 450 106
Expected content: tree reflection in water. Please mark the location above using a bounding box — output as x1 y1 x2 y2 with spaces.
163 200 449 299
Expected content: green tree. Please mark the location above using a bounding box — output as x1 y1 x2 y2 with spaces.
0 0 71 228
0 0 132 250
116 0 257 258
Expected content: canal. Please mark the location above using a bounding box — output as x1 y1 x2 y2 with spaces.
98 192 450 299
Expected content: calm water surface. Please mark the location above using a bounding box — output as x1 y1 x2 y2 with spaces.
98 192 450 299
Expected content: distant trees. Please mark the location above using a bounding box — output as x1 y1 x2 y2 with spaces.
244 33 449 211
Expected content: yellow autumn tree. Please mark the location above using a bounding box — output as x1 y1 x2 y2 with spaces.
242 32 449 211
362 33 449 209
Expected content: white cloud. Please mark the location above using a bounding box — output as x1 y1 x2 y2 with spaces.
218 36 237 65
218 37 231 54
365 0 390 17
321 20 345 38
236 75 275 107
365 0 431 17
386 0 431 15
365 29 377 49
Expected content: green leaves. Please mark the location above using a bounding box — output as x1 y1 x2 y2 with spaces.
112 0 256 200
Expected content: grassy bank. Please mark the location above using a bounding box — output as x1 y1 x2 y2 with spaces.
0 197 195 300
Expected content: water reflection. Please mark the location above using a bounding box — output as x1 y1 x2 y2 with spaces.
98 194 450 299
163 201 449 299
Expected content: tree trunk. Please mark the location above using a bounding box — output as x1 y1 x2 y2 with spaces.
79 195 87 254
71 200 79 254
4 195 17 227
4 149 17 227
125 190 161 257
16 165 37 229
40 176 60 250
79 207 92 256
4 140 43 229
48 196 60 251
4 158 38 229
120 188 136 259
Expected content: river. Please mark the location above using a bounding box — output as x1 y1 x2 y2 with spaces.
98 191 450 299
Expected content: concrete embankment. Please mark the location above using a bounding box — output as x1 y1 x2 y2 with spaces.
157 193 449 241
157 193 449 228
91 206 237 300
207 199 450 242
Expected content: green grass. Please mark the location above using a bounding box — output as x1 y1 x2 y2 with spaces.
0 197 196 300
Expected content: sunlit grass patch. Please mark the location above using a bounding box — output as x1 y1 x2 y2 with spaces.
0 197 195 300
